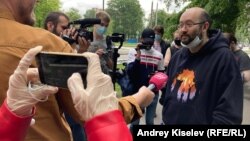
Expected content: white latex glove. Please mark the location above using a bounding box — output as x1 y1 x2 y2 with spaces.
132 86 155 108
7 46 58 116
67 52 118 121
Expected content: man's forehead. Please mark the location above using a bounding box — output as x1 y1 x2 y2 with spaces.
58 16 69 23
180 9 201 22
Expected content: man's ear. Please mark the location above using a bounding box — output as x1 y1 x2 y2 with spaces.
46 21 54 32
203 21 209 31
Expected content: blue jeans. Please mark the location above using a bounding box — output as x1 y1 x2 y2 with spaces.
130 93 159 131
65 113 87 141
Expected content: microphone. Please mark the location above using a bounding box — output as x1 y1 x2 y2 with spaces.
69 18 101 25
148 72 168 91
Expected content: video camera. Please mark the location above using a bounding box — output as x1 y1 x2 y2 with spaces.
62 18 101 44
105 33 125 89
106 33 125 50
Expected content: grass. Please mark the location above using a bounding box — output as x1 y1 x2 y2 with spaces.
114 42 137 47
114 63 126 98
115 83 122 98
117 63 126 69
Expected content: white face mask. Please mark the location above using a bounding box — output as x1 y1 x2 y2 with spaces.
181 35 202 49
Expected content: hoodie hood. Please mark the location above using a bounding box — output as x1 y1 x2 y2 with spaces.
199 29 229 54
180 29 229 57
183 29 228 56
176 29 229 72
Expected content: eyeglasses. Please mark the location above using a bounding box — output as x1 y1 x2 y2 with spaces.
178 21 206 29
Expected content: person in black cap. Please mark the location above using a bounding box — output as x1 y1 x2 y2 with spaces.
126 28 165 130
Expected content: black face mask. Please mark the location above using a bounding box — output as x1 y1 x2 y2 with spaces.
174 39 181 46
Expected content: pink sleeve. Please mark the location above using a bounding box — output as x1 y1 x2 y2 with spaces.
85 110 132 141
0 100 34 141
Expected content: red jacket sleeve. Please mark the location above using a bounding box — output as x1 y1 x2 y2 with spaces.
0 100 34 141
85 110 132 141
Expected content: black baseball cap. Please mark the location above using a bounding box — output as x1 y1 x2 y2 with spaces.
141 28 155 44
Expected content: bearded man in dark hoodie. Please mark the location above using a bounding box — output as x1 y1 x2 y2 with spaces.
162 7 243 124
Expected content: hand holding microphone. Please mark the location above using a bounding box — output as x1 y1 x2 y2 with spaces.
148 72 168 91
132 72 168 108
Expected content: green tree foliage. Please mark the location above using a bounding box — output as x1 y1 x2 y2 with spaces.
235 0 250 44
34 0 60 27
163 0 249 43
106 0 144 39
189 0 249 43
163 0 190 10
163 13 181 40
65 8 82 21
190 0 239 33
148 9 179 40
84 9 96 18
149 10 168 28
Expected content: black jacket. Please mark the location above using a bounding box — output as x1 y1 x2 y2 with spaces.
162 29 243 124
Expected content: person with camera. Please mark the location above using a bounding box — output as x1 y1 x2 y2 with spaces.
88 11 113 75
1 46 155 141
0 0 154 140
44 11 89 53
126 28 165 130
44 11 88 141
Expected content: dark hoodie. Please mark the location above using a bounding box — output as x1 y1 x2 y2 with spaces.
162 29 243 124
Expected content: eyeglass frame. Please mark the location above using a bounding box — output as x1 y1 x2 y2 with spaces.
177 21 206 29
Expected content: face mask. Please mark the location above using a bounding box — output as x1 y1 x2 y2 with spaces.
155 34 161 41
96 26 107 36
174 39 181 46
181 35 202 49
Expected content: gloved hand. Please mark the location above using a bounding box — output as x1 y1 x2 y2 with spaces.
7 46 58 116
132 86 155 108
67 52 118 121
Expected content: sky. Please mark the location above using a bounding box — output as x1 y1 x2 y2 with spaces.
60 0 175 17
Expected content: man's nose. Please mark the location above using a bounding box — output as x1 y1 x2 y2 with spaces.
179 25 188 32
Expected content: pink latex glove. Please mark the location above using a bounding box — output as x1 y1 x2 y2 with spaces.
7 46 58 116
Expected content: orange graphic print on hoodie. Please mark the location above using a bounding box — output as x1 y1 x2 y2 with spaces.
171 69 196 102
